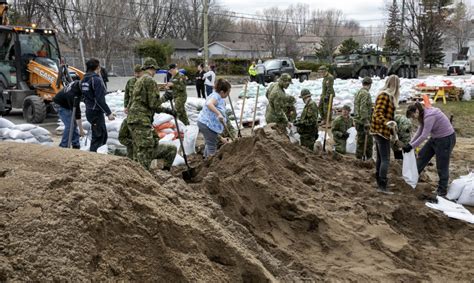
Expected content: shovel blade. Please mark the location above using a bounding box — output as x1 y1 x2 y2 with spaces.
182 167 197 181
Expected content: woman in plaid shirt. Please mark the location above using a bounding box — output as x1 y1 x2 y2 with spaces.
370 75 400 194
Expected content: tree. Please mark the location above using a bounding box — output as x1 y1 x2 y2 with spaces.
446 1 473 58
260 7 289 57
384 1 401 52
134 39 174 67
338 37 360 55
316 31 336 61
405 0 453 67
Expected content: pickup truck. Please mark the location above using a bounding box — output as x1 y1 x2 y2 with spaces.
447 60 473 76
263 58 311 83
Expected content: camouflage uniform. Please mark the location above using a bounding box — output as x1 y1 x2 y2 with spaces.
354 84 373 159
332 115 353 154
295 89 319 150
265 74 292 131
318 69 335 123
170 72 189 125
124 77 137 109
286 95 297 122
120 65 142 159
127 60 176 170
392 114 412 159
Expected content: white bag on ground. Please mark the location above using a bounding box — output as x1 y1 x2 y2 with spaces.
12 124 37 131
0 118 14 128
153 113 174 126
402 150 419 189
30 127 50 137
447 179 470 200
8 129 34 140
457 183 474 206
183 125 199 154
346 127 357 154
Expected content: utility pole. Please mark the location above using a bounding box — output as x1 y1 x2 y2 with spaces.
400 0 406 50
203 0 209 66
78 37 86 71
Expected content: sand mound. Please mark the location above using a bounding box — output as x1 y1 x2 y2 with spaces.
1 127 473 281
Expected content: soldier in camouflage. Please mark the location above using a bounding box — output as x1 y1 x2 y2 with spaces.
119 64 143 159
295 89 319 150
392 114 412 159
167 63 189 125
354 77 373 159
318 65 335 125
286 95 297 122
265 73 292 132
127 57 177 170
332 105 354 154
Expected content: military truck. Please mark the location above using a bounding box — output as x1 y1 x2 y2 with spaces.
333 53 383 79
263 58 311 83
384 52 420 78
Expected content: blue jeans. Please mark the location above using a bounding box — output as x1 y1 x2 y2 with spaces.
374 135 391 188
198 121 218 157
58 107 80 148
86 110 108 152
417 133 456 195
205 85 213 96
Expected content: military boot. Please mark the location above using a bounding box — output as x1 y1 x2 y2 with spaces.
377 178 394 195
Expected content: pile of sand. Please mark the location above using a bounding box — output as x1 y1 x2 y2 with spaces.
1 127 473 281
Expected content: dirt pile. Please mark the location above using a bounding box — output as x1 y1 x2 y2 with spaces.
1 127 473 281
196 127 474 281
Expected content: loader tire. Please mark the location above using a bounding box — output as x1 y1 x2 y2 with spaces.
23 95 47 123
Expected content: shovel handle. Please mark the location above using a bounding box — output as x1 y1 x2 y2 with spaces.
169 99 192 170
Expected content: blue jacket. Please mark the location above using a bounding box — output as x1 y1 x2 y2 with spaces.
81 72 111 115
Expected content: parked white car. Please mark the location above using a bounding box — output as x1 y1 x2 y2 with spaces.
447 60 471 76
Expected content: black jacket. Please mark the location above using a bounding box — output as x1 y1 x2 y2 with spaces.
53 81 82 120
81 72 111 115
196 70 205 85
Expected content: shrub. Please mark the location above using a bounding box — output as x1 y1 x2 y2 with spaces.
134 39 174 67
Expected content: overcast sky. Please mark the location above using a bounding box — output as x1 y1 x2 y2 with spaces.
219 0 389 27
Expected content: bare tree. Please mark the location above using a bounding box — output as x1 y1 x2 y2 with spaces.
260 7 289 57
445 1 473 57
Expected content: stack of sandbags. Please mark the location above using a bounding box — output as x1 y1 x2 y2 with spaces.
105 119 124 147
152 113 185 141
233 95 269 126
185 97 206 125
238 82 267 98
0 118 53 145
447 173 474 207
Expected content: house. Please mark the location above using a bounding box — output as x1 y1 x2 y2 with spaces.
163 38 199 60
296 34 322 59
205 41 271 59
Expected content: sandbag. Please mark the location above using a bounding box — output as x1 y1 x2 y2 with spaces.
402 150 419 189
345 127 357 154
97 144 108 154
156 122 175 131
183 125 199 155
106 120 123 132
12 124 37 131
107 138 122 146
82 121 91 131
0 118 14 128
108 131 119 139
30 127 50 137
0 128 10 138
447 179 470 200
8 129 34 140
35 134 53 143
457 183 474 206
25 137 40 144
153 113 174 126
160 133 175 142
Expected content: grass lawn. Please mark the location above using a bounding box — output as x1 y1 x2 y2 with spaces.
436 100 474 138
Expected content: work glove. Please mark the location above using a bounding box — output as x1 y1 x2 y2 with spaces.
386 120 397 129
402 144 413 153
364 123 370 131
342 133 350 139
162 108 177 117
163 90 174 101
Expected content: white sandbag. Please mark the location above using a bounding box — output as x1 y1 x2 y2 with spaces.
172 153 185 166
160 128 175 134
444 211 474 224
12 124 37 131
107 138 122 146
170 119 186 133
25 137 40 144
106 120 123 132
402 150 419 189
0 128 10 138
0 118 14 128
108 131 119 139
35 134 53 143
425 196 472 214
30 127 50 137
8 129 34 140
160 133 175 142
447 179 470 200
457 183 474 206
41 142 54 147
153 113 174 126
346 127 357 154
82 121 91 131
183 125 199 154
97 144 108 154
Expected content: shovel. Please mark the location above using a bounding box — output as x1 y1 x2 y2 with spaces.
322 92 334 152
169 99 196 181
67 96 78 148
362 131 369 161
227 95 241 138
251 85 260 134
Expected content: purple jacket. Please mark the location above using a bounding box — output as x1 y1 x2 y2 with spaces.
410 107 454 148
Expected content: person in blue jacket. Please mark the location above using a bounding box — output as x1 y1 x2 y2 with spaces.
81 58 115 152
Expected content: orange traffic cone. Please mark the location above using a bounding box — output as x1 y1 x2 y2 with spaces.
423 94 432 108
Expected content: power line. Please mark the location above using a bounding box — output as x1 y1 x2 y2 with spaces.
36 3 385 39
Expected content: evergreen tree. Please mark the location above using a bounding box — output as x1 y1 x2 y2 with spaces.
384 1 401 52
315 31 336 62
338 38 360 55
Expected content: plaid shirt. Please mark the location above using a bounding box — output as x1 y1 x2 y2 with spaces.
370 92 395 139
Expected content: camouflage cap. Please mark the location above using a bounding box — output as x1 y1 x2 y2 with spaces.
318 65 328 71
362 76 373 85
133 64 142 73
342 104 351 111
142 57 159 70
299 88 311 98
279 73 293 83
